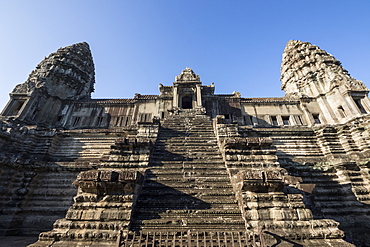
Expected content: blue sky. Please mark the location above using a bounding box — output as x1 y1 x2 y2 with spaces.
1 1 370 110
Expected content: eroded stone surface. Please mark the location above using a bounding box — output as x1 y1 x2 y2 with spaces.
12 42 95 100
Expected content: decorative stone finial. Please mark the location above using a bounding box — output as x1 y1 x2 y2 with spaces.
175 67 200 83
12 42 95 100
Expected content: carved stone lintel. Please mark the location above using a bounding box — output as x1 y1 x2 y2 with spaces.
237 170 285 192
74 169 143 195
223 137 273 149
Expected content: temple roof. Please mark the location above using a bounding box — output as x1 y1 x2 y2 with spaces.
175 67 200 83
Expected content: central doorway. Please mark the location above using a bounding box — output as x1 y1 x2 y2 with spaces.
182 96 192 109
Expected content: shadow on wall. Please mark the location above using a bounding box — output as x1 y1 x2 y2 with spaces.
130 126 210 231
0 121 83 237
64 110 113 130
130 179 211 232
149 127 194 163
203 98 242 123
265 231 304 247
279 156 370 247
0 160 78 237
0 115 142 240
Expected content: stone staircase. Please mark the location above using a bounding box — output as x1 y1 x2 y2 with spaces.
127 113 251 245
0 165 32 236
0 163 77 236
16 171 77 236
286 164 368 217
48 132 117 161
347 167 370 204
280 161 370 245
315 127 347 158
272 131 325 160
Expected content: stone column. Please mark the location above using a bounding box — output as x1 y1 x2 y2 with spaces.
343 92 361 115
299 102 314 126
316 96 338 124
196 84 202 107
173 86 178 108
361 96 370 112
335 88 356 115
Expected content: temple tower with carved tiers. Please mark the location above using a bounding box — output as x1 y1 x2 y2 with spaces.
281 40 370 124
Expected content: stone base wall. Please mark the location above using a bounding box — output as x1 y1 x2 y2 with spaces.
214 114 370 246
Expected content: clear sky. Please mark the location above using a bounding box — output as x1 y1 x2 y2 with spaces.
1 1 369 110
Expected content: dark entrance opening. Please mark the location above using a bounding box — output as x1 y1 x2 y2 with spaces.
182 96 192 109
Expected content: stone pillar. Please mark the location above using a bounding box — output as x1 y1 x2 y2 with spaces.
343 92 362 115
361 96 370 112
316 96 338 124
334 88 356 116
173 86 178 108
196 84 202 107
300 103 315 126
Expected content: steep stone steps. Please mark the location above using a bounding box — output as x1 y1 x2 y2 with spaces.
0 167 32 236
151 150 223 157
153 146 219 152
150 160 226 165
143 176 233 183
137 194 237 203
156 139 217 144
135 208 242 215
315 127 347 156
283 163 370 232
0 172 25 208
131 114 244 232
142 181 233 189
146 170 230 177
48 133 117 160
138 200 230 208
16 171 77 235
139 189 238 196
148 161 224 166
155 140 217 144
272 135 324 159
0 169 77 236
139 220 245 230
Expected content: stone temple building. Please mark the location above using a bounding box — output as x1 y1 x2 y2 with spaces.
0 40 370 246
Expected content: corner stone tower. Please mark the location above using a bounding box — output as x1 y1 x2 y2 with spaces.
281 40 370 124
1 42 95 125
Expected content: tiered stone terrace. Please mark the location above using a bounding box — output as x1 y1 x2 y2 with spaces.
1 40 370 246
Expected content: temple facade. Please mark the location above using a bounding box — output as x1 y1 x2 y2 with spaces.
0 41 370 246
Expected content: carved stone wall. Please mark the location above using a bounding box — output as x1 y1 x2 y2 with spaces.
214 117 351 245
1 42 95 127
11 42 95 100
30 170 144 247
214 114 370 246
280 40 370 125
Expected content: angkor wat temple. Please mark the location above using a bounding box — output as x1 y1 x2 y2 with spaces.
1 40 370 246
